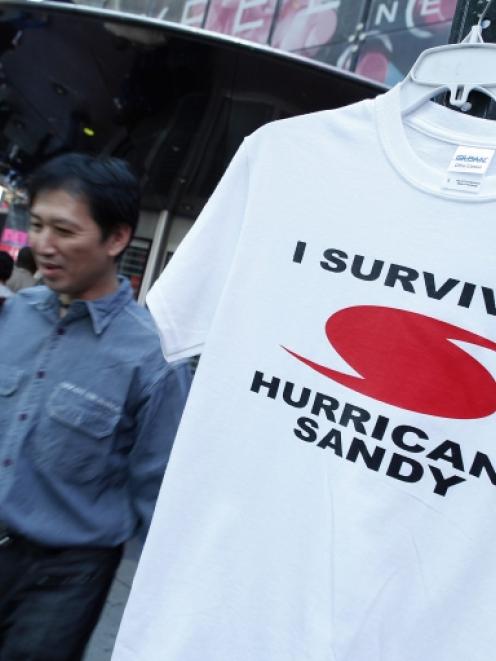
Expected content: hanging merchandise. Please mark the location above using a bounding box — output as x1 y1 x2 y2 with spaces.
112 9 496 661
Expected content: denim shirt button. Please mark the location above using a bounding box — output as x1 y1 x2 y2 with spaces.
18 413 28 421
2 459 12 467
36 370 46 379
56 327 65 336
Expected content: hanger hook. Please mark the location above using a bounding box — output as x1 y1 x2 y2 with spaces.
479 0 495 28
462 24 484 43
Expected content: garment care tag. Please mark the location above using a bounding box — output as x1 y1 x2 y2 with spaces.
442 174 483 194
448 146 495 174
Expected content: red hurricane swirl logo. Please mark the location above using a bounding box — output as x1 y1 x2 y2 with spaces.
283 306 496 419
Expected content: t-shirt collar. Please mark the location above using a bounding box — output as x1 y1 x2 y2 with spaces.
375 85 496 202
32 276 133 335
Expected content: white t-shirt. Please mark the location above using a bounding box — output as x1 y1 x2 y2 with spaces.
113 85 496 661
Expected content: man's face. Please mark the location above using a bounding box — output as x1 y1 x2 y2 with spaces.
29 189 131 301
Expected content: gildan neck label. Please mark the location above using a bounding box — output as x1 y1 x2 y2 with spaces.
448 146 495 174
442 146 496 194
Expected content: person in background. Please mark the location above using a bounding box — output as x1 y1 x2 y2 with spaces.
0 250 14 305
0 153 191 661
6 245 37 292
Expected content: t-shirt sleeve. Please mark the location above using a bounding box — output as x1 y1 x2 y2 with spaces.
146 140 250 360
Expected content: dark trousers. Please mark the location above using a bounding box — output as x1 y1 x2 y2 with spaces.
0 536 123 661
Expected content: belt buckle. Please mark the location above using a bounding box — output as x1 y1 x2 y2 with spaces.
0 526 13 547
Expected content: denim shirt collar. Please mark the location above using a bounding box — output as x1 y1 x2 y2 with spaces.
29 277 134 335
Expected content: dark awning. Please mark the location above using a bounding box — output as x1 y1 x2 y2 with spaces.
0 1 385 215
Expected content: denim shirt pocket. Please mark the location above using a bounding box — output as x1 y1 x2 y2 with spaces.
0 364 24 429
0 365 23 396
38 382 122 483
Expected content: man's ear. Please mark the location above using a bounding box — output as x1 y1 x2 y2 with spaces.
107 224 132 258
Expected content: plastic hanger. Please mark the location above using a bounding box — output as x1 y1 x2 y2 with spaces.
399 7 496 117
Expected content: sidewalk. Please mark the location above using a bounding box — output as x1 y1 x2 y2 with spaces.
83 539 141 661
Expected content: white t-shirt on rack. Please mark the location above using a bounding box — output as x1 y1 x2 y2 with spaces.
112 85 496 661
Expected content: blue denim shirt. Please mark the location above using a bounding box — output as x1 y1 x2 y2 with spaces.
0 278 191 547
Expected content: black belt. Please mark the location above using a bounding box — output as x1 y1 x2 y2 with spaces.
0 525 56 554
0 525 122 558
0 523 41 553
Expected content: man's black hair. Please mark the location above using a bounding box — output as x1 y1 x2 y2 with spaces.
26 153 141 242
16 246 37 275
0 250 14 282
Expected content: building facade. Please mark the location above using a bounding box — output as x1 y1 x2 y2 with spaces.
68 0 456 85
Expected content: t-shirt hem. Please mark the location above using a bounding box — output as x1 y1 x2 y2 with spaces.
162 342 204 361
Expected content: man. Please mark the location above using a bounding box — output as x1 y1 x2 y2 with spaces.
0 153 191 661
6 245 37 292
0 250 13 304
